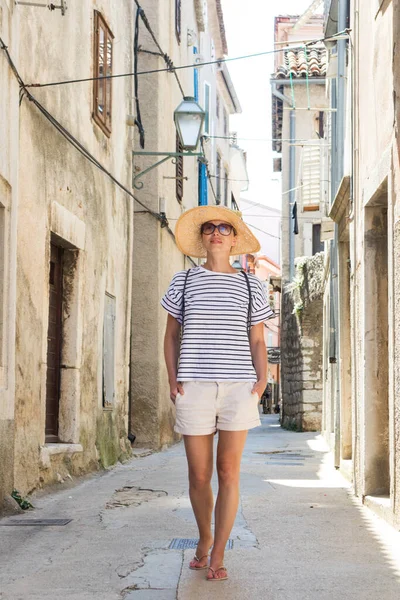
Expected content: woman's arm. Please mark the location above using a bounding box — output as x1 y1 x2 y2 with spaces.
249 322 268 398
164 313 185 402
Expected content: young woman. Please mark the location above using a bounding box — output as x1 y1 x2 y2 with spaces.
161 206 273 582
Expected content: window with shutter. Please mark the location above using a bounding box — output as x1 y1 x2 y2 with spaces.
299 144 322 211
93 11 113 136
176 133 184 203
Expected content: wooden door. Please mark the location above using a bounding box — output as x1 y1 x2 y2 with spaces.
45 243 63 441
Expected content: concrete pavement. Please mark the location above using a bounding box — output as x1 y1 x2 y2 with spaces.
1 413 400 599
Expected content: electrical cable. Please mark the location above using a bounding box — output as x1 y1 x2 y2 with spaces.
133 0 185 97
205 135 323 143
134 7 145 148
23 30 351 89
243 222 281 239
0 36 196 260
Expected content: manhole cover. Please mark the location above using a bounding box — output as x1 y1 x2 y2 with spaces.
1 519 72 526
169 538 233 550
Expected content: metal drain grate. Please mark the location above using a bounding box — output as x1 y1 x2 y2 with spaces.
1 518 72 526
267 461 304 466
169 538 233 550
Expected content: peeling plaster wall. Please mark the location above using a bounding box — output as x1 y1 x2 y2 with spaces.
13 2 135 494
130 0 239 448
349 0 399 521
0 0 19 509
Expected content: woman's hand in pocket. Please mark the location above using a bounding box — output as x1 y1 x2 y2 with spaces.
251 380 266 400
170 381 185 404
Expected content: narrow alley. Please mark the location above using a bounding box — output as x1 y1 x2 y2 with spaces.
1 414 400 600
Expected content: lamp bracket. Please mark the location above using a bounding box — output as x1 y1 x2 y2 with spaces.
132 150 202 190
15 1 67 14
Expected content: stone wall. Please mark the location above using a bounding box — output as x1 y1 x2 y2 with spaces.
281 253 324 431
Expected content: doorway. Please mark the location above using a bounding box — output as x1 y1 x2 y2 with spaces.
364 195 389 496
45 243 63 442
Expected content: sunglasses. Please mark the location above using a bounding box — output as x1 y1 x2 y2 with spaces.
201 222 236 236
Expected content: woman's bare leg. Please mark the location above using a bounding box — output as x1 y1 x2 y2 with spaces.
208 430 248 578
183 434 214 567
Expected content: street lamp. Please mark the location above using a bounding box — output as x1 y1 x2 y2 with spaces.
174 96 205 151
132 97 205 190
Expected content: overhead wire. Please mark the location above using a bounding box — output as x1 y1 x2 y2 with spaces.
133 7 145 148
23 30 351 89
0 36 201 266
133 0 185 98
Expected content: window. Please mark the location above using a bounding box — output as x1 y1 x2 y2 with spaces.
216 154 221 203
46 244 64 440
204 83 211 135
300 145 322 211
175 0 181 43
224 168 228 206
93 11 114 136
312 224 324 255
176 133 184 203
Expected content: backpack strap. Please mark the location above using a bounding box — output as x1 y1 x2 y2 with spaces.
181 268 191 333
241 270 252 339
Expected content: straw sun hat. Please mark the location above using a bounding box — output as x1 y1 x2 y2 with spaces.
174 205 260 259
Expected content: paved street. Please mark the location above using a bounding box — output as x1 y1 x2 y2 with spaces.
1 414 400 600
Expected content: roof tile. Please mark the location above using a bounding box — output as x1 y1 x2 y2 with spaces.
274 45 326 79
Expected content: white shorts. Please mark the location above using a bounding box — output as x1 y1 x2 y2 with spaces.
174 380 261 436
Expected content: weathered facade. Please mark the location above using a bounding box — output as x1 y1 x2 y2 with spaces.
1 1 135 503
131 0 245 448
0 2 19 508
270 13 327 429
271 15 328 283
321 0 400 528
281 253 324 431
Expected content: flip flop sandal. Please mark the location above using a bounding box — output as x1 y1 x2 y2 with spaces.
189 554 209 570
206 566 228 581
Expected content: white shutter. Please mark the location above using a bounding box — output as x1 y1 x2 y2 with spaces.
300 144 322 210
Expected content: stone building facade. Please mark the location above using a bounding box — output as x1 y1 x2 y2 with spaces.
280 253 323 431
271 15 329 283
0 2 19 509
321 0 400 528
0 1 135 504
130 0 246 448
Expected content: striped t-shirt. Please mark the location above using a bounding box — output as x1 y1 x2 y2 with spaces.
161 266 274 382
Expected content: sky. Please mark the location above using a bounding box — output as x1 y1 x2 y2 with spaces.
221 0 323 214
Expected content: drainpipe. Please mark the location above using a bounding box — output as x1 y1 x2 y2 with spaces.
271 83 296 281
332 0 348 468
